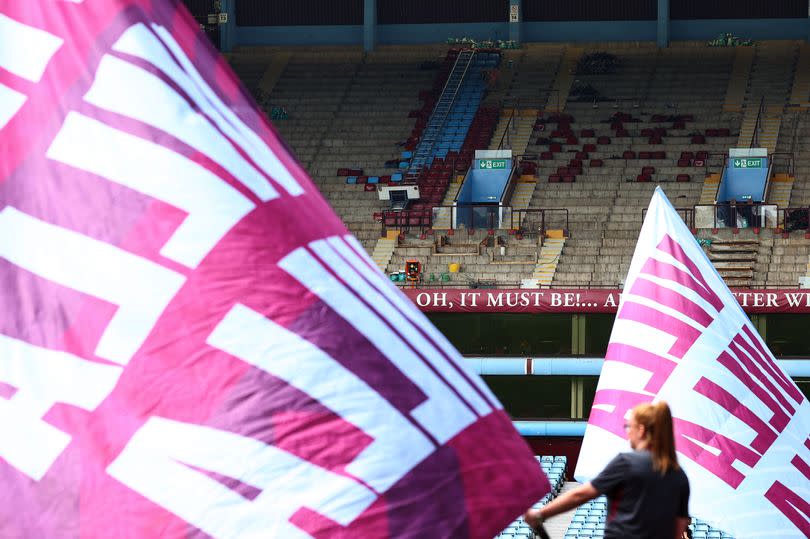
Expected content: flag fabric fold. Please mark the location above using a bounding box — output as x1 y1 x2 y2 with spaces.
576 187 810 538
0 1 548 537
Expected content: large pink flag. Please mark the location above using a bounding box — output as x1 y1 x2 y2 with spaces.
0 2 547 537
576 187 810 538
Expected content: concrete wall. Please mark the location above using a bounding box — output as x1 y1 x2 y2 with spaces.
229 18 809 47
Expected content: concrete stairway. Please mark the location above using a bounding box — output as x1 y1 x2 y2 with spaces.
767 173 795 210
259 51 292 94
431 181 464 230
789 43 810 109
544 47 582 114
737 42 797 154
544 482 579 539
511 181 538 213
738 104 787 154
706 238 758 287
699 173 722 205
503 180 539 232
371 235 397 271
804 255 810 288
533 237 565 287
723 46 755 112
489 108 537 155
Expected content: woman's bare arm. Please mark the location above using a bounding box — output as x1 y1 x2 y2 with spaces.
524 482 600 528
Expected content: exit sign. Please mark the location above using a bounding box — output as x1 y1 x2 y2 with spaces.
479 159 508 170
732 158 763 169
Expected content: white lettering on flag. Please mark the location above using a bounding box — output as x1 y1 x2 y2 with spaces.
0 14 62 82
107 417 377 539
0 206 185 364
310 236 494 415
84 54 280 204
206 303 434 493
111 23 303 198
0 334 121 480
279 239 478 444
0 83 26 129
0 14 62 127
47 111 256 269
340 235 499 406
576 187 810 539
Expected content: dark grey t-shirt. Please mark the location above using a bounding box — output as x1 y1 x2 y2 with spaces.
591 450 690 539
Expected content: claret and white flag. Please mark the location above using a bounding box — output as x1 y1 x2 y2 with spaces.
0 1 548 537
576 187 810 538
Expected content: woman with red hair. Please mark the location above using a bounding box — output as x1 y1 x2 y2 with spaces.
525 401 690 539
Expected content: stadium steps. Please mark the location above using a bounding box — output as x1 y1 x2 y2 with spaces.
407 49 476 175
737 42 796 153
699 173 721 205
789 42 810 109
543 46 582 114
706 239 759 286
723 46 754 112
767 173 794 210
759 104 787 155
804 256 810 288
371 236 397 271
259 51 292 95
429 180 465 230
441 180 463 205
495 456 569 539
510 181 538 213
544 482 579 539
533 237 565 287
489 108 537 154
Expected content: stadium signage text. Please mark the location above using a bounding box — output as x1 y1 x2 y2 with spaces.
404 289 810 314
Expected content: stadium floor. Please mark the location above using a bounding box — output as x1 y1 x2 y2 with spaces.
544 482 578 539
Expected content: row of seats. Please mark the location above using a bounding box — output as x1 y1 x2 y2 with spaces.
495 456 567 539
564 499 736 539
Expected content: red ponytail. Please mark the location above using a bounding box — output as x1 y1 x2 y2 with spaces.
632 401 679 474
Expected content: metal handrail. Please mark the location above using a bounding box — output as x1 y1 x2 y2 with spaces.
410 49 476 174
642 207 694 229
497 99 518 151
510 208 570 237
693 202 776 229
750 95 765 148
771 152 795 178
498 160 519 203
778 207 810 232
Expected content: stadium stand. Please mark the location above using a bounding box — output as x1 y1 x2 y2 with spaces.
495 456 568 539
248 41 810 289
232 46 446 250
